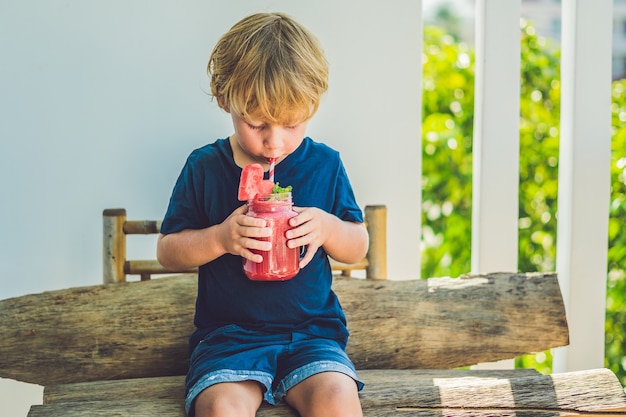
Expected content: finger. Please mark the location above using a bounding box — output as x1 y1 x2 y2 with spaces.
242 237 272 251
240 249 264 263
286 234 307 249
239 214 267 228
288 207 312 228
299 248 314 269
298 242 320 269
286 218 315 241
240 225 272 239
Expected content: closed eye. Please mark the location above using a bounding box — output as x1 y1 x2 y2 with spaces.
247 122 266 131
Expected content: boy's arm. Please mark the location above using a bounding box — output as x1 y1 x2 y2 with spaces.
157 205 272 270
157 226 225 270
321 217 369 264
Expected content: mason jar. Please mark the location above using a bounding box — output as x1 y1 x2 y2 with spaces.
242 192 300 281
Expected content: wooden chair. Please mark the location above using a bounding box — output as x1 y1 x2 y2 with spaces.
1 206 626 415
102 205 387 283
3 271 626 416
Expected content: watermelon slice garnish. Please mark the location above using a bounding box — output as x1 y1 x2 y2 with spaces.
238 163 274 201
258 179 275 195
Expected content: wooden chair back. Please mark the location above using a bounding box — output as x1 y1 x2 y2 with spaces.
103 205 387 283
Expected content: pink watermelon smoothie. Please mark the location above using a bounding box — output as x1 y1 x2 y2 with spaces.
239 164 300 281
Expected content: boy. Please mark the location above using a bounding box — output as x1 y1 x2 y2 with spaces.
157 12 367 417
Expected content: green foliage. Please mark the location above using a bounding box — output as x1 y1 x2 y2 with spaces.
421 21 561 279
422 21 626 381
605 80 626 384
421 27 474 278
517 23 561 275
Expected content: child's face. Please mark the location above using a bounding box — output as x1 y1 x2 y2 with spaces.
231 111 308 165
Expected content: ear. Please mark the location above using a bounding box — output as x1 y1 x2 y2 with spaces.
216 96 230 113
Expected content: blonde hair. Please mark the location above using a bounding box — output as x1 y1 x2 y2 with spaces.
208 12 328 125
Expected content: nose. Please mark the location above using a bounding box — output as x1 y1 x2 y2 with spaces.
264 126 283 151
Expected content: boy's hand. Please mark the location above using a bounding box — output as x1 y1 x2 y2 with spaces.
218 205 272 263
285 206 331 269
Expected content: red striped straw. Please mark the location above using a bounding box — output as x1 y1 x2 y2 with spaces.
269 158 276 183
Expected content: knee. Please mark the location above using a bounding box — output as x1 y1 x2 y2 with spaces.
317 377 356 400
195 396 243 417
193 382 262 417
286 372 363 417
195 395 254 417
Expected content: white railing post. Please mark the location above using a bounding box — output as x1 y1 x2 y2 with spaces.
471 0 521 275
552 0 613 372
471 0 521 370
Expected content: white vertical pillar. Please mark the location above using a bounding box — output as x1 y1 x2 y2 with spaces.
553 0 613 372
471 0 521 274
471 0 521 370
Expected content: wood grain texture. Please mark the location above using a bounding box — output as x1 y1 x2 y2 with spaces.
1 272 568 386
42 369 539 404
336 271 569 370
30 369 626 417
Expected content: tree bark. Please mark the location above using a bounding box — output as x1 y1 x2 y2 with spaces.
0 272 568 386
30 369 626 417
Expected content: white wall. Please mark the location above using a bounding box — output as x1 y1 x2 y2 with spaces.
0 1 422 414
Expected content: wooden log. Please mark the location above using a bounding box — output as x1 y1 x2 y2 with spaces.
329 258 369 276
122 220 161 235
29 368 626 417
125 259 364 278
365 205 387 279
102 209 126 284
124 259 197 276
42 369 539 405
338 271 569 370
0 272 568 386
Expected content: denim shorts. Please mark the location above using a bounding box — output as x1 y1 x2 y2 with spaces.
184 325 364 416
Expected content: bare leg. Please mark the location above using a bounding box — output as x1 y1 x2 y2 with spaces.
284 372 363 417
194 380 264 417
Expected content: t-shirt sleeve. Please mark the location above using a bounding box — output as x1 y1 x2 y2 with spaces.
333 159 364 224
160 155 209 235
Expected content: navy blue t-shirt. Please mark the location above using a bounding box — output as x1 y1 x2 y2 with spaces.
160 137 363 351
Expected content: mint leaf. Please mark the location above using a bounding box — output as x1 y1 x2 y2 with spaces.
272 182 292 194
